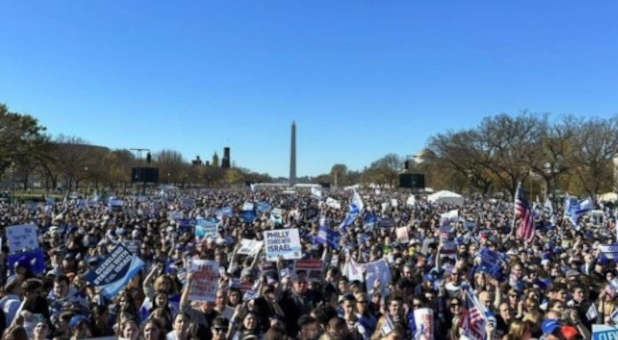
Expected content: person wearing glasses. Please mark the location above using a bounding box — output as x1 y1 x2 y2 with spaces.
210 317 229 340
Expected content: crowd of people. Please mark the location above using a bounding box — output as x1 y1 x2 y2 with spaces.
0 186 616 340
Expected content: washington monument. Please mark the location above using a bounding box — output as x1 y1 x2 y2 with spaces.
289 121 296 186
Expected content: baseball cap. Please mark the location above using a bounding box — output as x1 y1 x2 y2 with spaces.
541 319 560 335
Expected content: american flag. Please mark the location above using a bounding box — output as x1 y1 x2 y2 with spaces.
514 183 535 242
462 288 486 340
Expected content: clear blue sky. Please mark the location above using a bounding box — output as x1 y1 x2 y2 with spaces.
1 1 617 177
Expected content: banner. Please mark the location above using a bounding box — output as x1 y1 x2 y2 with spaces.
263 228 302 261
6 224 39 254
592 324 618 340
237 239 263 256
294 259 324 281
85 244 145 299
600 245 618 260
188 259 219 302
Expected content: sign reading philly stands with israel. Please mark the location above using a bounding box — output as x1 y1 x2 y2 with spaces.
264 228 302 261
86 244 144 299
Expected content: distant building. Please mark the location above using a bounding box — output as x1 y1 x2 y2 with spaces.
212 152 220 168
222 147 231 168
192 156 203 167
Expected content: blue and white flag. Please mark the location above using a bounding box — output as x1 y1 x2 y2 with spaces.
338 204 360 233
599 244 618 260
85 244 145 299
566 197 594 228
315 225 340 250
352 190 364 212
216 206 233 219
256 202 271 215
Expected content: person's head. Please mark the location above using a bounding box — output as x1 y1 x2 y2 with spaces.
142 319 165 340
572 286 585 303
388 296 403 318
293 271 309 295
549 300 564 317
2 326 28 340
478 290 493 310
69 315 92 339
154 293 169 309
354 293 369 315
173 312 191 337
298 315 320 340
53 275 70 298
507 319 531 339
211 317 229 340
341 295 356 318
32 321 49 340
242 312 258 331
326 317 347 339
499 302 512 322
449 298 462 316
121 320 139 340
229 288 242 306
402 264 414 279
154 275 173 294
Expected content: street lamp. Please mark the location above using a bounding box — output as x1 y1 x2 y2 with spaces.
543 162 559 201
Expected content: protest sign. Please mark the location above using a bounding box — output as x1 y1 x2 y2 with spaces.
326 197 341 210
188 259 219 302
263 228 302 261
592 324 618 340
396 227 409 243
256 202 271 215
294 258 324 280
8 249 46 275
440 210 459 227
237 239 263 256
6 224 39 254
343 259 364 282
406 195 416 206
195 218 218 240
242 202 254 211
364 259 391 294
85 244 145 299
182 198 195 209
413 308 434 340
271 208 283 225
391 199 398 207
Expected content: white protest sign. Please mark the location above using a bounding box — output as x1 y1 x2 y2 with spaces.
326 197 341 210
263 228 302 261
396 227 409 243
406 195 416 206
343 258 364 282
599 245 618 260
440 210 459 227
188 259 219 302
6 224 39 254
242 202 254 211
413 308 434 340
391 199 398 208
237 239 264 256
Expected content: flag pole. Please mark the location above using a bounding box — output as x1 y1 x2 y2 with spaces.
511 182 520 237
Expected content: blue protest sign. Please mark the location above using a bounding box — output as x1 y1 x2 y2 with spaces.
86 244 145 299
195 218 219 240
8 248 46 275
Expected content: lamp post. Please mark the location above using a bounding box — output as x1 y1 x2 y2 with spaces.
543 162 559 202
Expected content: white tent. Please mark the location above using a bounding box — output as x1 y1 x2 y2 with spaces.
427 190 464 206
600 192 618 203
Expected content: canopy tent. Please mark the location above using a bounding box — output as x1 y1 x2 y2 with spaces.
600 192 618 203
427 190 464 206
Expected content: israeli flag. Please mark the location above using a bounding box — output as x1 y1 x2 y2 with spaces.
339 204 360 233
566 197 593 228
352 190 364 212
315 224 340 250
